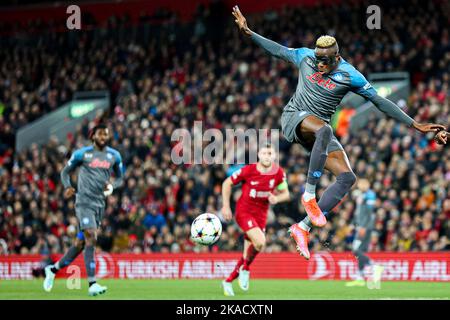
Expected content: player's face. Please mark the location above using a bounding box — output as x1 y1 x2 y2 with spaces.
258 147 276 167
93 128 109 148
357 179 370 192
315 47 340 75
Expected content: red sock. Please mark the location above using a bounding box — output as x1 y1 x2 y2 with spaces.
226 257 244 282
242 244 259 271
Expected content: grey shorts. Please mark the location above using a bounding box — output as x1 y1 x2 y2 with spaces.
281 109 344 153
75 204 104 230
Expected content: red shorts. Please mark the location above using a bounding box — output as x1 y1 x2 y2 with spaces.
235 208 267 240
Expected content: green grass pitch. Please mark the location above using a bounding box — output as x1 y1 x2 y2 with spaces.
0 279 449 300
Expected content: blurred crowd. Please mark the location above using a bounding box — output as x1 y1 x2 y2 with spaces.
0 0 449 256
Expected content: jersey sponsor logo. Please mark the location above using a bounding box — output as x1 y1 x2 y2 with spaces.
249 189 271 199
250 181 259 185
363 83 372 90
306 72 336 90
89 158 111 169
84 153 93 159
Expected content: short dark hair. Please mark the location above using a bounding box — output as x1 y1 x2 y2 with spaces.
90 123 108 140
260 143 274 150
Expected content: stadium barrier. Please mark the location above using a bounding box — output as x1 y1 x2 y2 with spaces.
0 252 448 281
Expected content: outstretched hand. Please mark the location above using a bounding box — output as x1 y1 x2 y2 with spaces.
434 130 449 145
412 121 446 134
232 5 252 36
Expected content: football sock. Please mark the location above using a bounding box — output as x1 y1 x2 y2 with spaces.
226 257 244 282
303 190 315 201
300 172 356 229
242 244 259 271
84 245 96 283
305 125 333 193
298 221 312 232
356 251 371 272
54 246 83 272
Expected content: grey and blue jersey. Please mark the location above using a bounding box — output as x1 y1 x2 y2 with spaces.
353 189 376 229
250 32 414 142
61 145 124 208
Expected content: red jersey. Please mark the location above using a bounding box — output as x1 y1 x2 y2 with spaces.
230 163 286 216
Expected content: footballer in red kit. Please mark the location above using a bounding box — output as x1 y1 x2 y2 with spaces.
232 163 285 234
220 144 290 296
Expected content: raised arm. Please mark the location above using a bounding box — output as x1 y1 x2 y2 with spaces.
350 68 446 134
232 5 301 65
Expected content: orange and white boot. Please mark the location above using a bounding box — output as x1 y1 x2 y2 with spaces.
301 195 327 227
288 224 311 260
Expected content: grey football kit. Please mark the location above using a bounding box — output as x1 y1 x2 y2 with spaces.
352 189 377 273
61 145 124 231
250 31 414 152
44 145 124 287
249 31 413 230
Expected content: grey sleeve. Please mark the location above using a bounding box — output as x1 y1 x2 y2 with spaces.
60 162 77 189
250 31 298 64
368 94 414 127
60 149 83 189
112 164 124 189
111 154 124 189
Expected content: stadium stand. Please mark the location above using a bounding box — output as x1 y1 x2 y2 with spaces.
0 0 449 255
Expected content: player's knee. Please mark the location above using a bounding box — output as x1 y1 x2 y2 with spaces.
83 229 97 246
74 239 85 251
315 124 333 140
338 171 357 189
254 239 266 252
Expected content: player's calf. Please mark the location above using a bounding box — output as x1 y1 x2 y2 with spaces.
83 229 99 289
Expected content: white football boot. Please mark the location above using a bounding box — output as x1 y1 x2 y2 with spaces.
373 265 385 283
238 267 250 291
222 280 235 296
88 283 108 296
43 265 56 292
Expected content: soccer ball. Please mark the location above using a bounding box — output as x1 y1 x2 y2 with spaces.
190 213 222 245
